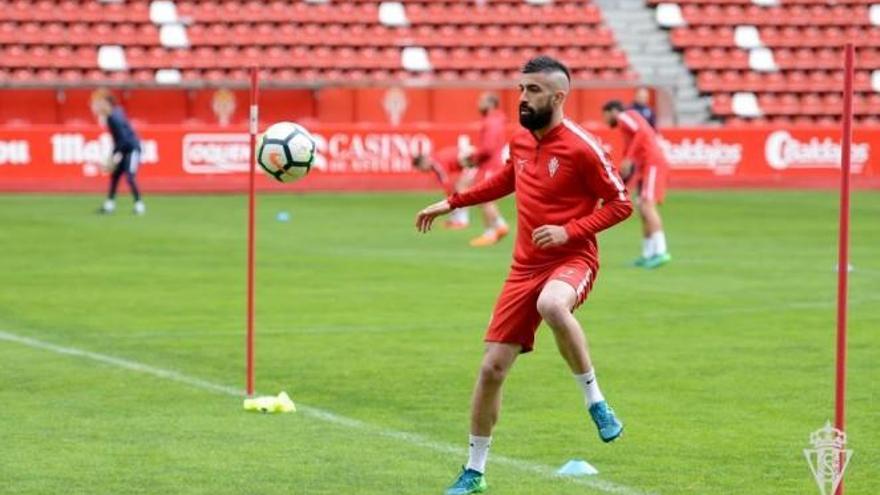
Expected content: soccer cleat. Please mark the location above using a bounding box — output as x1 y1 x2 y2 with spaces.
469 231 500 247
494 224 509 241
444 220 470 230
97 200 115 214
643 252 672 269
133 201 146 216
632 256 648 267
589 401 623 443
444 467 487 495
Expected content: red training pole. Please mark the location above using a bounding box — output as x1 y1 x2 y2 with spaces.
834 43 854 495
246 67 259 397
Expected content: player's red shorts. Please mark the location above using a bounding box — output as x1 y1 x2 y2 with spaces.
637 163 667 204
485 257 597 353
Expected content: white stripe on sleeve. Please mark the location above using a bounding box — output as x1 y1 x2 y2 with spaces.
562 119 626 200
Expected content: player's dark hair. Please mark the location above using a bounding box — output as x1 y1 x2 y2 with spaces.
603 100 625 112
521 56 571 83
484 93 500 108
103 93 117 106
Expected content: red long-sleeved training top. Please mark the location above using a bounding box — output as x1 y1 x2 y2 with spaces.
449 119 633 271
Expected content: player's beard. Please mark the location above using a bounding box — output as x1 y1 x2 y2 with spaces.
519 102 553 130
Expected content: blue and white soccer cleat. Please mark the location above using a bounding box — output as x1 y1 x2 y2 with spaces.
589 401 624 443
643 252 672 269
444 467 487 495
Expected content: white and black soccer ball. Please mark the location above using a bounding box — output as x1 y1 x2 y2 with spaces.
256 122 316 183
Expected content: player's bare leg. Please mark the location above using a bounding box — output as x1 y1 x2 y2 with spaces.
470 342 519 437
445 171 475 230
639 199 670 269
537 280 623 442
445 343 519 494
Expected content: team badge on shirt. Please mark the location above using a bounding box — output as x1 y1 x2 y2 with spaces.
548 157 560 177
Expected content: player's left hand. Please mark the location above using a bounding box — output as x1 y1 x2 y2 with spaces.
532 225 569 249
415 199 452 233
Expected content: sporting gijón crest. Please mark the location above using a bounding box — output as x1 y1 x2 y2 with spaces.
548 156 560 177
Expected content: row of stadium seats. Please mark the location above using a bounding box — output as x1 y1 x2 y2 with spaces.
649 0 874 4
683 47 880 70
0 67 634 84
0 21 616 49
712 93 880 115
0 0 150 22
0 44 630 72
674 4 876 24
174 1 602 24
671 26 880 48
697 70 879 93
0 21 615 48
725 115 880 126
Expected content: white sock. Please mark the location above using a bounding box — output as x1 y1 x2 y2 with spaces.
466 434 491 474
641 237 653 259
493 217 507 229
102 199 115 212
574 369 605 406
651 231 667 255
451 208 469 224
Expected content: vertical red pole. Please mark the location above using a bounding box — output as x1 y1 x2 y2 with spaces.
834 43 854 495
246 67 259 397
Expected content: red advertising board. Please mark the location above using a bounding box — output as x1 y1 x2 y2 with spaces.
0 125 876 192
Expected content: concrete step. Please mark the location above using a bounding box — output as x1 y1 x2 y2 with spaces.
618 32 670 45
676 99 709 113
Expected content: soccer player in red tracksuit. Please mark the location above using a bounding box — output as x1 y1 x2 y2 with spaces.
602 100 671 269
460 92 510 247
412 146 476 227
416 56 632 495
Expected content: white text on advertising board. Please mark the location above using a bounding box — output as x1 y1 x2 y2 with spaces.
765 131 868 172
0 140 30 165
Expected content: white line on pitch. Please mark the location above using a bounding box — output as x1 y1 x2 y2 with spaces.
0 329 655 495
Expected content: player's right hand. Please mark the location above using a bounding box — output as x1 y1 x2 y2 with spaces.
415 200 452 233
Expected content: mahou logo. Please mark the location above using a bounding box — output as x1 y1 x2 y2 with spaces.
659 137 742 175
182 133 250 174
0 139 30 165
765 131 868 172
52 133 158 168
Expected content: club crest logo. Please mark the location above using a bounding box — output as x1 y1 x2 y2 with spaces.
383 87 407 126
548 156 560 177
804 421 853 495
211 88 237 127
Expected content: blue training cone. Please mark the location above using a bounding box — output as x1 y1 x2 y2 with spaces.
557 459 599 476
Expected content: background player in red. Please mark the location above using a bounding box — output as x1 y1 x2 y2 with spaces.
603 100 671 269
458 92 510 247
412 145 473 228
416 56 632 495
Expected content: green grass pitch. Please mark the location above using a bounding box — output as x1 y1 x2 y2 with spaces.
0 190 877 495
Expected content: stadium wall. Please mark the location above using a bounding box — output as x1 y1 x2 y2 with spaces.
0 124 876 192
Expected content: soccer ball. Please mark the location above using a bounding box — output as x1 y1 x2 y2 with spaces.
256 122 316 183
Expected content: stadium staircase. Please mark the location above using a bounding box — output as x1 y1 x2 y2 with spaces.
593 0 711 124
